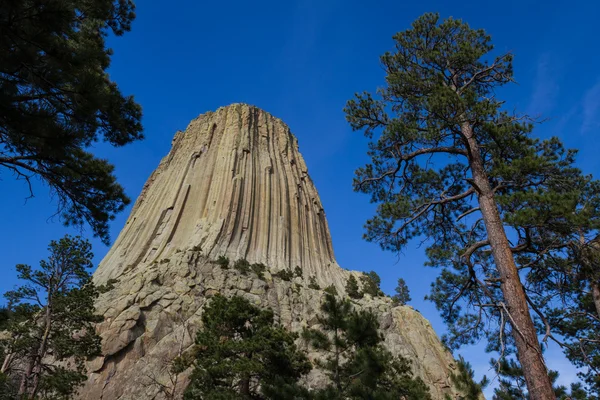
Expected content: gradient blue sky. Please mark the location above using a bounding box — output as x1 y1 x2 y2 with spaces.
2 0 599 396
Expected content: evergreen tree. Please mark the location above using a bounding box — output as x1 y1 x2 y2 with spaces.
233 259 251 275
345 276 361 299
308 276 321 290
539 237 600 397
447 356 488 400
0 235 103 399
303 292 431 399
183 295 311 400
360 271 383 297
492 358 588 400
392 278 411 306
344 13 600 398
0 0 143 244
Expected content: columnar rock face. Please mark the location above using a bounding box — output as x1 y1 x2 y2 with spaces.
82 104 466 399
95 103 343 289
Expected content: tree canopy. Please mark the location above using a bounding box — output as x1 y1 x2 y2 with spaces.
0 0 143 244
183 295 311 399
392 278 411 306
303 292 431 400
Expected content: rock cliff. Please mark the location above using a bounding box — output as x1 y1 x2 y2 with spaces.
81 104 465 399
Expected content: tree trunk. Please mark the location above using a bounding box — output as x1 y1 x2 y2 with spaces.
592 282 600 321
1 348 15 373
18 356 34 396
29 303 53 398
463 122 556 400
239 376 250 398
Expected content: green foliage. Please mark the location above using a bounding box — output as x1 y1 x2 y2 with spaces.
98 278 119 294
491 358 589 400
0 308 10 330
214 255 230 269
308 276 320 290
0 235 103 399
0 372 17 400
303 292 431 399
294 266 303 278
360 271 383 297
392 278 411 306
37 367 88 400
492 358 528 400
448 356 488 400
324 285 338 296
250 263 267 280
233 259 251 275
344 12 600 393
0 0 143 244
541 241 600 397
274 268 294 281
345 275 362 299
184 295 311 399
191 244 202 252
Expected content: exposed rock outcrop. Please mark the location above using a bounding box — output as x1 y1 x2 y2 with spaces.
81 104 465 399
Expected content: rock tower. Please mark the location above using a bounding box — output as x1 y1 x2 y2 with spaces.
81 104 465 399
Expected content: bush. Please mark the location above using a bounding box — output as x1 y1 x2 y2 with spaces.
234 259 251 275
251 263 267 279
308 276 320 290
214 256 229 269
274 268 294 281
324 285 338 296
294 266 302 278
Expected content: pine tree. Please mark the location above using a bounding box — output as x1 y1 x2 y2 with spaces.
0 0 143 244
343 13 600 398
447 356 488 400
303 292 431 399
183 295 311 399
345 275 361 299
0 235 103 399
360 271 383 297
492 358 589 400
539 237 600 397
392 278 411 306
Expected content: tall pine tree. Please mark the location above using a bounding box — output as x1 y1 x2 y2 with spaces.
344 12 600 399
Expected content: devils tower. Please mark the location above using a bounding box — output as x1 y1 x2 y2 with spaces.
81 104 465 399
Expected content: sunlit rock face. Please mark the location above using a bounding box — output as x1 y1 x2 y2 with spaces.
80 104 465 400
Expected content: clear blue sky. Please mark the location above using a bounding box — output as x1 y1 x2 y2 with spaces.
2 0 599 396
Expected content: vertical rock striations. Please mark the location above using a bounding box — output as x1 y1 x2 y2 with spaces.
82 104 467 399
95 103 342 289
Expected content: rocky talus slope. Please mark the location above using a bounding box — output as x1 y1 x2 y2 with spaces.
81 104 466 399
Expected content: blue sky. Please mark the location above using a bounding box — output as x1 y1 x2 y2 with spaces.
2 0 599 396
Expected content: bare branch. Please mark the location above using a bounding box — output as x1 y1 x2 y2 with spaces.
456 207 480 222
458 53 513 95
